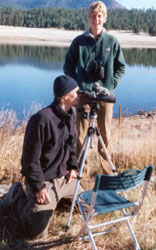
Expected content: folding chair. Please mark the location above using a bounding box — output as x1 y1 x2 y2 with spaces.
76 165 154 250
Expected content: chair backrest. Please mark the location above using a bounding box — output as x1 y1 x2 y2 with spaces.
93 165 154 192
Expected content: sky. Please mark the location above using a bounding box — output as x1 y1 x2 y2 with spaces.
117 0 155 10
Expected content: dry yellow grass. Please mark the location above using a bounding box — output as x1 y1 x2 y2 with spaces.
112 115 156 170
0 108 156 250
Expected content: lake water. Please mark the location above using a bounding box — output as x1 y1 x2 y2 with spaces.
0 45 156 120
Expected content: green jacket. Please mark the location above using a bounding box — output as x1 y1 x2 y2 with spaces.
63 29 125 91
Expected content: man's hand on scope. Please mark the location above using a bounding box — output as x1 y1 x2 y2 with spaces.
93 82 110 96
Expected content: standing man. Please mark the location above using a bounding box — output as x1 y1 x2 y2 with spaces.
0 75 83 239
63 1 125 174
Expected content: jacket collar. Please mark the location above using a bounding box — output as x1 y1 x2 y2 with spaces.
50 100 73 121
83 27 106 39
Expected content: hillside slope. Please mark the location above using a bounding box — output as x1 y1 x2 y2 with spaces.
0 0 124 9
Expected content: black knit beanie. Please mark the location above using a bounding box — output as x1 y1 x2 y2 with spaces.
53 75 78 98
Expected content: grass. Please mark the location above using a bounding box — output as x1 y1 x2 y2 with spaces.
0 108 156 250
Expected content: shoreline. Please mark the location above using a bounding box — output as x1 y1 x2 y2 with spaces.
0 25 156 48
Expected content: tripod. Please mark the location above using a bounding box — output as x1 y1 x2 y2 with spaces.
66 101 117 230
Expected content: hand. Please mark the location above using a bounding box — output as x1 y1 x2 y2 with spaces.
93 82 110 96
35 187 51 205
66 169 77 183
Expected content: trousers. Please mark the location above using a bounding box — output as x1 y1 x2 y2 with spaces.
76 95 113 174
18 177 84 239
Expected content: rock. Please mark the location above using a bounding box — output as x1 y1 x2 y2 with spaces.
0 184 11 198
138 110 156 119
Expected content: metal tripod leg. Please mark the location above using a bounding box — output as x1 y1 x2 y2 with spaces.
66 113 116 229
65 132 91 230
96 128 117 173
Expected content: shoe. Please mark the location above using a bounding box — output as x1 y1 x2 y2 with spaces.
0 182 23 216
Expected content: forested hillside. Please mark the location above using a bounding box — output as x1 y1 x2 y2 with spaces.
0 0 124 9
0 7 156 35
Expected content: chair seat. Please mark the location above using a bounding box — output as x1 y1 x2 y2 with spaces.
79 190 136 214
77 166 153 249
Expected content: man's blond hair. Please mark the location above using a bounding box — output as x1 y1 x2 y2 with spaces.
89 1 107 19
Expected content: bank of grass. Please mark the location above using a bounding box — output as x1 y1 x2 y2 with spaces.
0 108 156 250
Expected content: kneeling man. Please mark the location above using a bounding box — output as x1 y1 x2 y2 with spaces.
0 75 83 239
